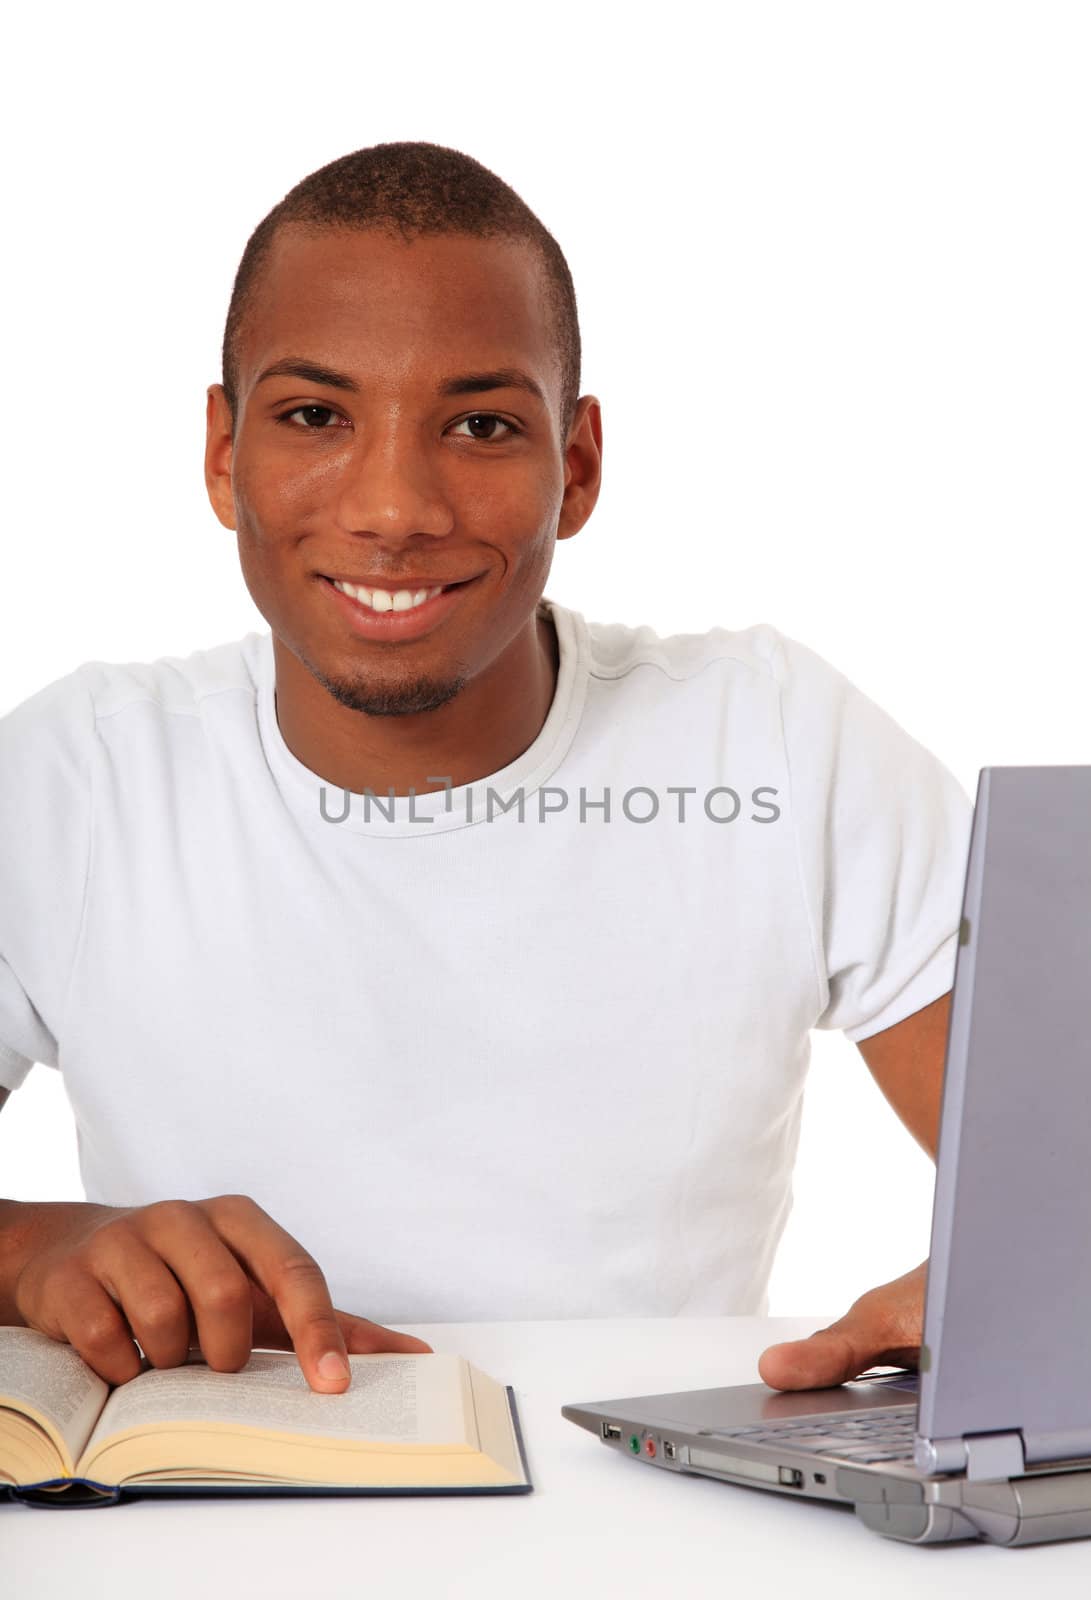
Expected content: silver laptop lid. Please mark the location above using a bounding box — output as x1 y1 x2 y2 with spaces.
917 766 1091 1475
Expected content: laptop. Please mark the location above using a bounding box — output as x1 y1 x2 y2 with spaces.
562 766 1091 1546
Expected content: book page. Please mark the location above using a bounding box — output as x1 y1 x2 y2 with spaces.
0 1328 109 1476
467 1363 524 1483
81 1350 472 1466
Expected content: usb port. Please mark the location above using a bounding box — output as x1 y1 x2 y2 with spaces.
663 1441 677 1460
601 1423 622 1440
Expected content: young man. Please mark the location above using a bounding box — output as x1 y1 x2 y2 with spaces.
0 143 968 1398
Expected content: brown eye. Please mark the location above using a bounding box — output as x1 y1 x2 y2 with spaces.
278 406 341 429
452 413 519 442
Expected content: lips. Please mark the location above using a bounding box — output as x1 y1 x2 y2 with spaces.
318 572 480 641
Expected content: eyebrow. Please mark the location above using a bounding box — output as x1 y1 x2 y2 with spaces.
254 357 546 405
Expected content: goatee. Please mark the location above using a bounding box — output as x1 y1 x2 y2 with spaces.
314 666 467 718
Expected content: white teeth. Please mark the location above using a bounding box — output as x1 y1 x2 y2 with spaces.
332 580 444 613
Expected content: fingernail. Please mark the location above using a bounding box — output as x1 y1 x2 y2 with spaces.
317 1351 350 1382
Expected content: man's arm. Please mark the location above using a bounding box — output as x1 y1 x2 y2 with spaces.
854 990 950 1159
758 991 951 1388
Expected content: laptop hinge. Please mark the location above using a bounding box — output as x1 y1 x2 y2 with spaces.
1022 1427 1091 1467
916 1430 1026 1480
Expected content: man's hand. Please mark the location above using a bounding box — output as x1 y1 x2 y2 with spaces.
11 1193 433 1391
757 1259 925 1390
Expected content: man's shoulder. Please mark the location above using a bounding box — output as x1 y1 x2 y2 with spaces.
77 631 268 724
579 610 809 690
0 631 268 760
570 609 871 757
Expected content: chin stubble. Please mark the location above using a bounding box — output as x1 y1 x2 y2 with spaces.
312 664 467 718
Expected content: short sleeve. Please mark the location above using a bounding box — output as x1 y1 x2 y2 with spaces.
0 669 95 1090
772 629 973 1043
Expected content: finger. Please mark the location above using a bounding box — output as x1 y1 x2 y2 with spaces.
757 1329 864 1391
95 1231 194 1371
247 1289 434 1357
137 1201 254 1373
245 1279 293 1350
338 1312 434 1355
52 1268 145 1387
758 1332 919 1390
202 1196 349 1392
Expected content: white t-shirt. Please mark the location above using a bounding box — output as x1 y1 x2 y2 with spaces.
0 597 971 1321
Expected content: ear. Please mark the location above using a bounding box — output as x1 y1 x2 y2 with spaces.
205 384 237 531
558 394 602 543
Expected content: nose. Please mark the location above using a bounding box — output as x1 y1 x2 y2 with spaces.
332 419 456 546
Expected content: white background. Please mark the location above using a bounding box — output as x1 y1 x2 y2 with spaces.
0 0 1087 1324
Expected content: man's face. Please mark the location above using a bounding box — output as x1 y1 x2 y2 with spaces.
205 224 598 717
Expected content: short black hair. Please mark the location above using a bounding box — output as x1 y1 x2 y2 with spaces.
221 140 581 442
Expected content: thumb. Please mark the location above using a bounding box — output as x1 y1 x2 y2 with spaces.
757 1324 867 1391
758 1262 926 1391
336 1309 434 1356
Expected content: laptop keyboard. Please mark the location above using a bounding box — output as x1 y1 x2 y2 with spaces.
708 1404 917 1463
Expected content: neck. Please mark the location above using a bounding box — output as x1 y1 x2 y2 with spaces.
272 604 560 798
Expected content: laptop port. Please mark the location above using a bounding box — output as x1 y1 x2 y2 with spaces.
601 1423 621 1440
663 1441 677 1460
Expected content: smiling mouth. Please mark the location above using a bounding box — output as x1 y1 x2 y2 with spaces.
320 575 476 614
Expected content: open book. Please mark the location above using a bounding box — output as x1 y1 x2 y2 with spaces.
0 1327 531 1506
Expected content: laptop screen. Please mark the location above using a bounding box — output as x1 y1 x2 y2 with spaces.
919 766 1091 1456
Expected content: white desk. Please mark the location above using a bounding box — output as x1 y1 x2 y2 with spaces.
6 1316 1088 1597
